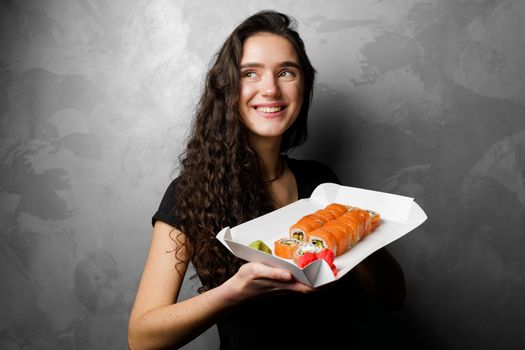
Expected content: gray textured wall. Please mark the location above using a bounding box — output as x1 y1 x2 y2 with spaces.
1 0 524 349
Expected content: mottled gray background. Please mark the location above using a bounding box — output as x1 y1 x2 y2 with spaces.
1 0 524 349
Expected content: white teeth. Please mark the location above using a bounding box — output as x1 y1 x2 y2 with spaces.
256 106 282 113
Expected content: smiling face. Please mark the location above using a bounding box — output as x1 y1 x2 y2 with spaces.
238 33 304 146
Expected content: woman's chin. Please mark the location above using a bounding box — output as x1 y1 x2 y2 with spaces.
247 128 287 142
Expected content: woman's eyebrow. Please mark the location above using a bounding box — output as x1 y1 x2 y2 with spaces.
280 61 301 69
239 63 262 69
240 61 301 69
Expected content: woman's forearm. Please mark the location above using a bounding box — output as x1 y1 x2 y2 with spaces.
128 283 236 350
128 261 312 349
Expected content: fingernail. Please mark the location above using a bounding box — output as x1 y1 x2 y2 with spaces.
281 272 290 280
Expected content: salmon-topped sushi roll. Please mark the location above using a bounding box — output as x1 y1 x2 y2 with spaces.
313 209 337 222
305 213 326 225
324 203 348 216
323 219 348 235
308 213 329 225
350 209 367 239
340 213 363 246
293 243 322 265
366 209 381 230
322 223 351 256
274 238 302 259
351 209 372 237
334 214 358 233
308 227 338 254
289 216 321 241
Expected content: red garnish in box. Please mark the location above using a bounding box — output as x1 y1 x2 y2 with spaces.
297 248 337 276
317 248 334 266
297 252 318 268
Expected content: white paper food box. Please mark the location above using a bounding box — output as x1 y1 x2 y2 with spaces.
216 183 427 288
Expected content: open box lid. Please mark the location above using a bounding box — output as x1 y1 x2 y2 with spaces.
216 183 427 288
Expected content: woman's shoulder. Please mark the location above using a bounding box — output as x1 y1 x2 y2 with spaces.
151 177 180 227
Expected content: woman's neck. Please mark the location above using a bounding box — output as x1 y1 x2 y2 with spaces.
248 134 298 208
249 135 282 181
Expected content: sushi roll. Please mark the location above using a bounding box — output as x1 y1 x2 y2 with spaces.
312 209 337 222
338 212 363 246
324 203 348 216
305 213 326 225
342 211 367 241
366 209 381 230
352 209 372 236
322 222 352 256
308 227 338 254
289 216 322 241
274 238 302 259
288 203 382 261
292 242 322 265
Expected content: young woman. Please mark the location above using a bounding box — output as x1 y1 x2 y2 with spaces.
128 11 405 349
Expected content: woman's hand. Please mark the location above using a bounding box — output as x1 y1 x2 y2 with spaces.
220 262 315 305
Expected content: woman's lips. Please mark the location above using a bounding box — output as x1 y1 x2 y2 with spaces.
252 103 287 119
256 106 283 113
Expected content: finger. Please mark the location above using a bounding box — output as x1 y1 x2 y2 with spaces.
257 279 316 293
248 263 292 281
284 282 315 293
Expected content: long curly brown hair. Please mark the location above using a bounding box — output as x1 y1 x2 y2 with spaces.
173 10 316 292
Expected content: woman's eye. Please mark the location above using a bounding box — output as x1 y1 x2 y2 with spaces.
242 71 257 79
279 70 295 78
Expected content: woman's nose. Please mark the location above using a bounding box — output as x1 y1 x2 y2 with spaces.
260 74 280 98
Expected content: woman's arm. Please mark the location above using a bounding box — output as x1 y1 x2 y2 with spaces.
351 248 406 309
128 221 313 350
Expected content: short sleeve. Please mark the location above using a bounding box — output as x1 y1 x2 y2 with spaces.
151 179 179 227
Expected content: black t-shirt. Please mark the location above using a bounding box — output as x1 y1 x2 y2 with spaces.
152 157 405 349
152 157 340 227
